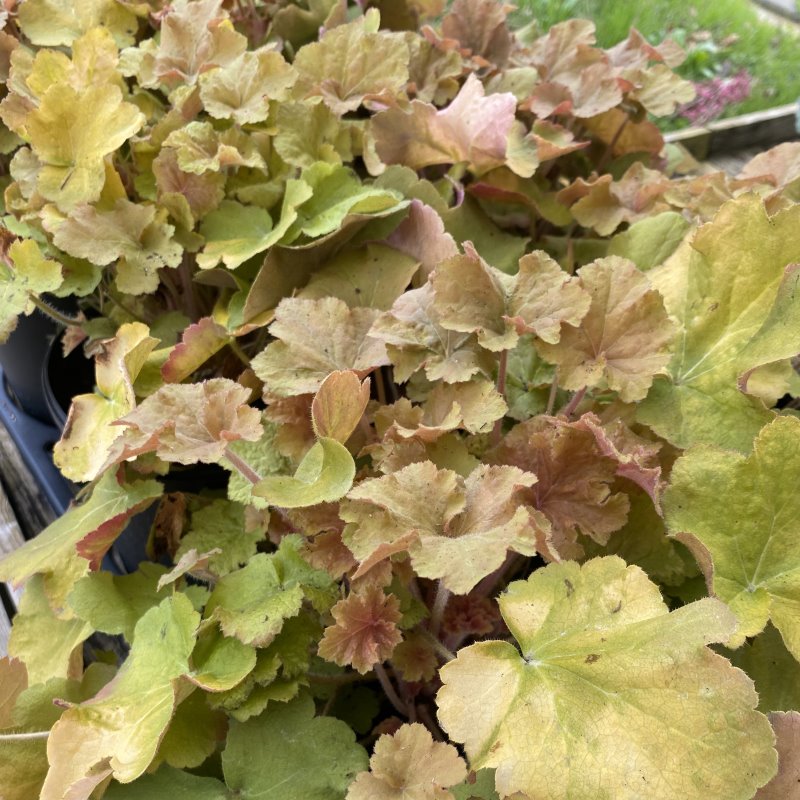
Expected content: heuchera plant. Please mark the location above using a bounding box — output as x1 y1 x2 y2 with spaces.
1 1 800 798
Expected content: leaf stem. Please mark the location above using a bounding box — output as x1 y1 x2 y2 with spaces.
490 349 509 447
595 115 629 174
228 338 251 368
545 374 559 416
429 581 450 638
307 671 369 686
374 663 408 717
223 446 262 485
417 627 456 662
0 730 50 741
28 295 82 327
559 386 587 419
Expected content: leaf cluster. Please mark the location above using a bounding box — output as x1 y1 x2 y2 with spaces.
1 1 800 798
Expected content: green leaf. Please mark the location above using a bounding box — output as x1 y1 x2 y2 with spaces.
437 557 777 800
7 575 92 685
197 200 275 270
40 595 199 798
0 469 162 609
154 689 225 770
104 766 229 799
0 239 63 343
221 693 368 799
638 196 800 449
253 437 356 508
189 624 257 693
664 415 800 653
67 563 171 642
205 536 335 647
607 211 691 271
728 624 800 713
176 499 265 577
299 243 420 311
282 162 405 244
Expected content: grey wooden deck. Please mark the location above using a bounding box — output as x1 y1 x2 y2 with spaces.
0 424 54 656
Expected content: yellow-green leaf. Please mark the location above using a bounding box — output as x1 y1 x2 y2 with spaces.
664 415 800 653
437 557 776 800
253 437 356 508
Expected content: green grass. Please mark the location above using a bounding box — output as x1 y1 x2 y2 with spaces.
511 0 800 121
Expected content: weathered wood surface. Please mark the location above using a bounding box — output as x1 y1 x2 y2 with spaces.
0 482 26 656
666 104 798 160
0 422 55 656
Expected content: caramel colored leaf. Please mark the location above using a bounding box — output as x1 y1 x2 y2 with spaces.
292 9 409 114
342 462 539 594
161 317 231 384
371 283 494 384
318 585 402 674
347 722 467 800
252 297 388 397
490 415 632 559
537 256 675 402
437 558 777 800
111 378 262 466
311 370 370 443
43 200 182 295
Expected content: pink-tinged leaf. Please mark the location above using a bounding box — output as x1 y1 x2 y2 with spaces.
109 378 262 466
311 370 370 443
161 317 231 384
490 416 631 560
385 200 458 278
372 74 518 175
564 412 663 509
441 0 512 66
318 585 403 674
557 164 672 236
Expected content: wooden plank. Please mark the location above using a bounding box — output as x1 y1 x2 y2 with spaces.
0 481 26 657
666 104 798 160
0 422 55 541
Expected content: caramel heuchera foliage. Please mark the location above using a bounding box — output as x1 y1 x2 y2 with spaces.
0 1 798 798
